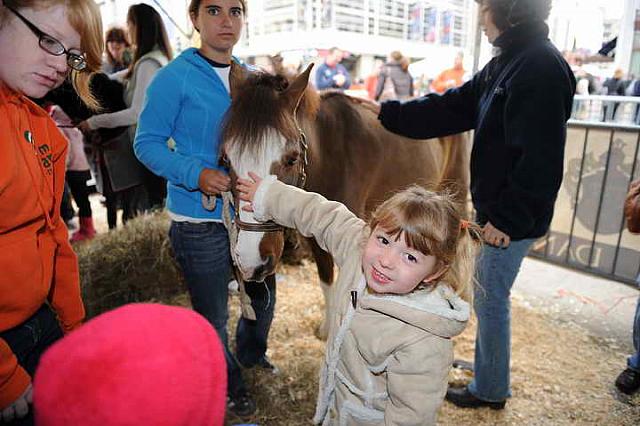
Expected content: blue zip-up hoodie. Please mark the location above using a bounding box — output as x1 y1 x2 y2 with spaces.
134 48 235 220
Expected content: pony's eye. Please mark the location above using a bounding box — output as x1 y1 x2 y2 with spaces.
286 156 298 167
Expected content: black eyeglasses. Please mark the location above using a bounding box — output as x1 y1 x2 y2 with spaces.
5 5 87 71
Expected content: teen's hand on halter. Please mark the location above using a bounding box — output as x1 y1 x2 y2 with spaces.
236 172 263 212
198 168 231 196
482 222 511 248
350 97 381 115
1 383 32 423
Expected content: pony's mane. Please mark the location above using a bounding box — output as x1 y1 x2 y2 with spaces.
222 71 320 156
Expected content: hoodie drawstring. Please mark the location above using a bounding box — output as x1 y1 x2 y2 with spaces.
1 87 57 232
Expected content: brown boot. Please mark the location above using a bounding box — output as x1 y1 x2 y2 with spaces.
70 217 96 242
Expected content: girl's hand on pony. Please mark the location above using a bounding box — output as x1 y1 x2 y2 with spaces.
237 172 263 212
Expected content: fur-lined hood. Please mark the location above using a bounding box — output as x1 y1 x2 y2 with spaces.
359 283 469 339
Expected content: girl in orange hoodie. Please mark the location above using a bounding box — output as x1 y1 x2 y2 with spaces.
0 1 103 423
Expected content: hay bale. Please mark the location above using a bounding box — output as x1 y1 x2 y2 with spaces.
76 212 185 318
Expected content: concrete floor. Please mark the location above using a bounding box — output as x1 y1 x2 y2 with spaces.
513 257 638 353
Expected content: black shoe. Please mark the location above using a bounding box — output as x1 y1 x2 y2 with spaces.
452 359 474 372
227 392 256 417
615 368 640 395
255 355 280 374
446 386 506 410
239 355 280 375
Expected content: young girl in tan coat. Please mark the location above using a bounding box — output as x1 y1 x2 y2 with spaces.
238 173 480 425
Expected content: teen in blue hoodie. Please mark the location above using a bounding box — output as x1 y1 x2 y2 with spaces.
134 0 274 417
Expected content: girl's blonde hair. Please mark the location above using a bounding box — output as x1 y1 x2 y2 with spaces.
369 186 481 302
1 0 103 109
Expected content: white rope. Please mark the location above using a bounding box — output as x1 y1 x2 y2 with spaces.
221 191 256 321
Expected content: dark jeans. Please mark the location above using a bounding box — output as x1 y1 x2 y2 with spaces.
236 273 276 367
628 288 640 371
169 221 276 398
0 305 63 426
66 170 92 218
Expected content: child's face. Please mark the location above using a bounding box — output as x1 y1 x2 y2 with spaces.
362 226 440 295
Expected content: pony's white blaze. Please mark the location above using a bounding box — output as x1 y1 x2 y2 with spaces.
226 129 288 280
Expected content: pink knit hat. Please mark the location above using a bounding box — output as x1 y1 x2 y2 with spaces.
33 304 227 426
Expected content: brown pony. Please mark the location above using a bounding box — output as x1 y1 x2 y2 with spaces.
223 65 468 337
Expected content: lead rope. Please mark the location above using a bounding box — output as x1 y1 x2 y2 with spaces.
221 191 256 321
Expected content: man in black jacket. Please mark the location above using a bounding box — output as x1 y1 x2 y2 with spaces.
360 0 576 409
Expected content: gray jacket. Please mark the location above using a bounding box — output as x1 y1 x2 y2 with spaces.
375 61 414 101
102 50 168 191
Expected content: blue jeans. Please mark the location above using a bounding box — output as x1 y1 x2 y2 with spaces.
1 304 63 426
169 221 276 398
628 286 640 371
468 238 535 402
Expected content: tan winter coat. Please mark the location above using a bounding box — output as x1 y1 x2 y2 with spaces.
253 178 470 426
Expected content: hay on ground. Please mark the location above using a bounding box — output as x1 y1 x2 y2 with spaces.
77 218 640 424
75 212 184 318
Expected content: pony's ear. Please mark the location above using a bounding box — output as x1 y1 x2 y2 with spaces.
229 62 248 100
282 63 314 109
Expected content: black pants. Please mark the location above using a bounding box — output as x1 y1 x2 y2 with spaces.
99 160 119 229
60 184 75 224
99 161 144 228
1 305 63 426
66 170 92 218
142 167 166 211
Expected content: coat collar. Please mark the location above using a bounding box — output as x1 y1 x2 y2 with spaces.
359 284 470 339
493 20 549 55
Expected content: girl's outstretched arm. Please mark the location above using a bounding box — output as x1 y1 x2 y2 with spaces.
238 173 366 267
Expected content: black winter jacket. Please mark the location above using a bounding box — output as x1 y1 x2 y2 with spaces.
379 21 576 240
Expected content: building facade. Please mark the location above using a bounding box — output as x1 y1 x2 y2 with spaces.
618 0 640 77
236 0 475 78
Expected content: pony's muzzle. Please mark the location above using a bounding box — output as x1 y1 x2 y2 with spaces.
249 255 275 282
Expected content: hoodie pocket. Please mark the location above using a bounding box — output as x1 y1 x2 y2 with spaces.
338 400 384 426
0 233 49 316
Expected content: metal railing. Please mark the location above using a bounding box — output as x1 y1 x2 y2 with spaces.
571 94 640 127
529 99 640 286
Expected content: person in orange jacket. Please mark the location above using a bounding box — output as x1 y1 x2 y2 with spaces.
0 1 103 423
431 51 466 94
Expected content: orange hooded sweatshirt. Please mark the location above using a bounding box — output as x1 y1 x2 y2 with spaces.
430 67 465 94
0 84 84 408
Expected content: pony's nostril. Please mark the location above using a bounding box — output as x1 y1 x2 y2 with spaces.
264 255 275 272
252 256 275 282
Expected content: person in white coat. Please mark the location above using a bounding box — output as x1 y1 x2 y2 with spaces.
238 174 480 425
